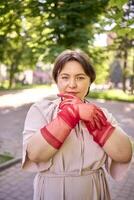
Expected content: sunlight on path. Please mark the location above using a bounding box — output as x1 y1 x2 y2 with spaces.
0 85 58 108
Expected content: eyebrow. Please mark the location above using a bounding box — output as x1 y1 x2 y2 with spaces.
60 73 86 76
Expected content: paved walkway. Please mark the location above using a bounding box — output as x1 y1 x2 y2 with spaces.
0 162 134 200
0 163 35 200
0 87 134 200
0 86 58 158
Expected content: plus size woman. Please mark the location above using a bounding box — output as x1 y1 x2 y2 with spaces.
22 49 133 200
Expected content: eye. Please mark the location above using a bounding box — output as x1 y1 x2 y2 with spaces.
61 76 69 80
76 76 85 80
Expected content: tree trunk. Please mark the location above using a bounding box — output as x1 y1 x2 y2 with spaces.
130 54 134 95
130 75 134 95
122 48 128 92
8 63 15 89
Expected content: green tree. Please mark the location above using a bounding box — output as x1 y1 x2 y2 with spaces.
0 1 41 88
1 0 111 88
26 0 110 62
101 0 134 92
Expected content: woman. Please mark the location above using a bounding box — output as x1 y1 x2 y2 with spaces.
22 49 133 200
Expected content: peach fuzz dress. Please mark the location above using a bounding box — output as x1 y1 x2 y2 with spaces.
22 98 133 200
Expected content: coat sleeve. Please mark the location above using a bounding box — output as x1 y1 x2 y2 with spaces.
102 107 134 181
22 99 55 172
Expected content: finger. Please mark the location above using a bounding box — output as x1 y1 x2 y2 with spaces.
59 97 81 107
58 93 82 104
59 102 74 109
88 119 96 131
61 99 73 103
85 122 93 132
99 116 107 126
59 99 78 109
88 121 96 131
96 109 107 121
95 112 107 126
60 98 76 106
93 117 102 130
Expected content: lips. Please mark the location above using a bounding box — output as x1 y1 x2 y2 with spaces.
66 92 78 95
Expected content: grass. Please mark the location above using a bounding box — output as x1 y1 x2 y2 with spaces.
0 154 14 164
0 83 51 91
88 89 134 103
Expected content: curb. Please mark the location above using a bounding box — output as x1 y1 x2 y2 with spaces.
0 157 21 172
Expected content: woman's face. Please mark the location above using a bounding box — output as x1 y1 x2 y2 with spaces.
57 60 91 100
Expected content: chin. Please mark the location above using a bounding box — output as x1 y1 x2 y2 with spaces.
77 95 84 100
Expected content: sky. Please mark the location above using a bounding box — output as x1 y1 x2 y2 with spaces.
94 33 107 47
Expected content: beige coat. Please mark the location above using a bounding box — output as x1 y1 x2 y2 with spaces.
22 98 133 200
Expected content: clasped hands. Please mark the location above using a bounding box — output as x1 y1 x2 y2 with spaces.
57 93 107 131
40 93 114 149
57 93 115 147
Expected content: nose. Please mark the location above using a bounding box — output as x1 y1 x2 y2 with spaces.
68 78 77 88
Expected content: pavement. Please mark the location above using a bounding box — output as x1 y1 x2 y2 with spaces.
0 86 134 200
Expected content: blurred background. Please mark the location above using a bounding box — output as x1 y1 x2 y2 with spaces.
0 1 134 199
0 0 133 98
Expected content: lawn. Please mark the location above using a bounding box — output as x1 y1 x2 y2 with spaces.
0 154 13 164
88 89 134 103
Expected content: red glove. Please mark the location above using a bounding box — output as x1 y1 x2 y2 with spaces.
58 93 106 130
58 93 115 147
85 120 115 147
40 97 79 149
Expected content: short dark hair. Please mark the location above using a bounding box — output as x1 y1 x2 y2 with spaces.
52 49 96 83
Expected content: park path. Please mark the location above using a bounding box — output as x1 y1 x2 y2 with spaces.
0 86 134 200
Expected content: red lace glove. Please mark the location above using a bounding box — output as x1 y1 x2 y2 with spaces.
40 96 79 149
58 93 115 147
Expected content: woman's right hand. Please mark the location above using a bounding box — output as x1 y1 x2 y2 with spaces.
77 103 107 130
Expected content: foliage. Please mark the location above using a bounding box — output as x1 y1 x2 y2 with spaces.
0 0 111 88
0 1 36 88
99 0 134 92
88 46 110 83
0 0 133 89
88 89 134 102
26 0 110 61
